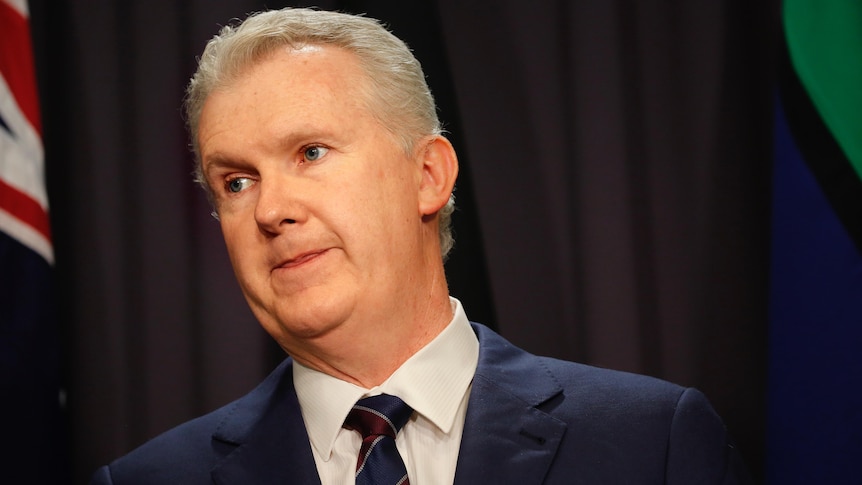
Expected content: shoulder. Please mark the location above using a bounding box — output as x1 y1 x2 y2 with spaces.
89 358 295 485
470 322 751 483
90 404 233 484
538 358 746 484
527 351 695 439
471 321 686 408
471 321 695 430
539 353 688 412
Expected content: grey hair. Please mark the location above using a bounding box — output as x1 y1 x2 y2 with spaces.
185 7 455 258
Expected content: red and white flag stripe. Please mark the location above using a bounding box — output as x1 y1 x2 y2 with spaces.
0 0 52 264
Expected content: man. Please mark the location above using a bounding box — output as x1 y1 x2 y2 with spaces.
91 7 751 484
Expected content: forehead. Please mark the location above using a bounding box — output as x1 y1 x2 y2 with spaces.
197 45 373 152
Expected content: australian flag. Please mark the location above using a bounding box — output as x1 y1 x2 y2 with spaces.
1 0 67 481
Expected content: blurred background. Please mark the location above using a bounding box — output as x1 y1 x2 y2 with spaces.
3 0 861 483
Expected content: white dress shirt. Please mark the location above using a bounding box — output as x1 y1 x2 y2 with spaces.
293 297 479 485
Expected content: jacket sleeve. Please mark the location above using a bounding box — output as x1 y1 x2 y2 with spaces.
88 465 114 485
665 387 753 485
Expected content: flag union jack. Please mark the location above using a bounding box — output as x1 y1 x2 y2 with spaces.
0 0 52 264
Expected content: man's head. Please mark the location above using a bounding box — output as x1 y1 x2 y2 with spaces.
189 8 459 383
186 7 455 257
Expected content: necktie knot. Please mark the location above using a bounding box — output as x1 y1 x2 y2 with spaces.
344 394 413 439
343 394 413 485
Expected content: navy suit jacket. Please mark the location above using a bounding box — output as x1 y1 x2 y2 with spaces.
91 323 751 484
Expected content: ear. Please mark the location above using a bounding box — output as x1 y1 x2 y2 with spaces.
417 136 459 216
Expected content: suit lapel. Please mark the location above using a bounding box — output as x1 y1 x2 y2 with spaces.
454 324 567 485
210 359 322 485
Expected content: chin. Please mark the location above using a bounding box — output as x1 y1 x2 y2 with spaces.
260 295 356 342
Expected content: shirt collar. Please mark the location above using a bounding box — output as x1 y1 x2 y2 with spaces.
293 297 478 461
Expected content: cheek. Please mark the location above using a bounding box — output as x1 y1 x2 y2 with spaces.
326 182 389 247
220 219 252 267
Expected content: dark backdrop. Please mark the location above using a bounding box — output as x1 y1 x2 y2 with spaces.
29 0 779 483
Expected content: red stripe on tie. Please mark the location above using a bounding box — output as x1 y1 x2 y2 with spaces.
0 0 42 135
0 177 51 241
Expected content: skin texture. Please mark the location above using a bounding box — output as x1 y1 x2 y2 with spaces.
197 45 459 388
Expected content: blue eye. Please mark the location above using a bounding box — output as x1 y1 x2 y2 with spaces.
227 177 253 193
304 146 329 162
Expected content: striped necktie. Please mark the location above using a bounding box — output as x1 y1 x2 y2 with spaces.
343 394 413 485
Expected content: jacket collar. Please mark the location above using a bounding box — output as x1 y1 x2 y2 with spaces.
454 323 567 484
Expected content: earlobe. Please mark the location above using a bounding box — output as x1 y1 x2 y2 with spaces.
418 136 459 216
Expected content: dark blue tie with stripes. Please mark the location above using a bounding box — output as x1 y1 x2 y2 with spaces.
343 394 413 485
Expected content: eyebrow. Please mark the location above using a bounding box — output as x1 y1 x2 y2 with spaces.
201 124 344 175
201 152 254 180
275 126 340 151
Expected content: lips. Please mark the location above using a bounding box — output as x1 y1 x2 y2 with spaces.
273 248 330 270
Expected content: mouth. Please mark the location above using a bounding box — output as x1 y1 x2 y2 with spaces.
274 248 331 271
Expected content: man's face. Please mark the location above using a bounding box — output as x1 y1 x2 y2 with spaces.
197 45 429 353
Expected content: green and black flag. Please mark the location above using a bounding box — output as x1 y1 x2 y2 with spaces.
767 1 862 483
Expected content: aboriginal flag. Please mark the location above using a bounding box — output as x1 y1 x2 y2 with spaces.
766 1 862 483
1 0 66 481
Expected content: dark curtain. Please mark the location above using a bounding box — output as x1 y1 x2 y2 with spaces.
29 0 778 483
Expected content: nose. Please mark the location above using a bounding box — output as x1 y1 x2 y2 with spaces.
254 176 305 235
